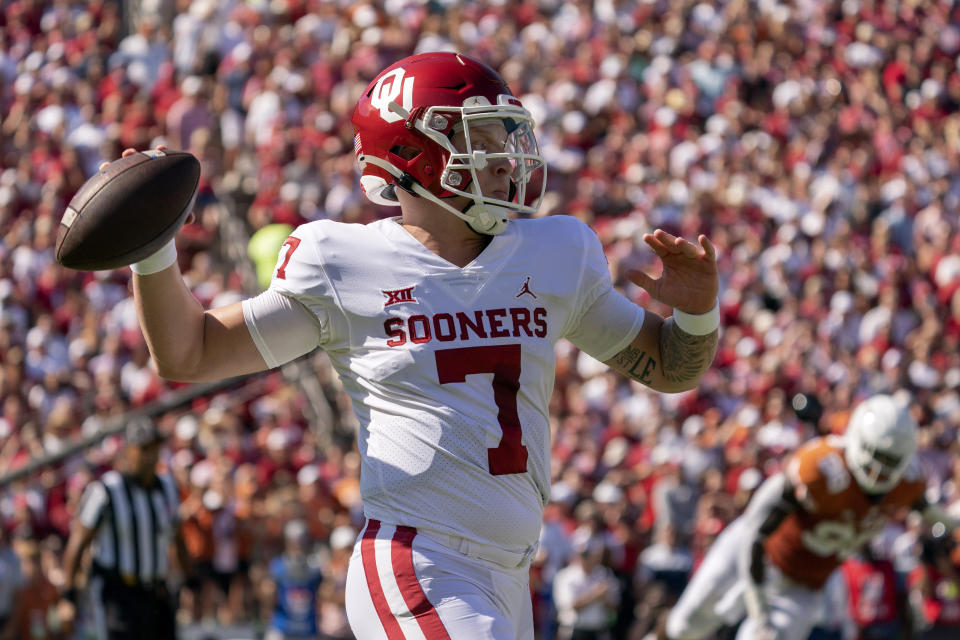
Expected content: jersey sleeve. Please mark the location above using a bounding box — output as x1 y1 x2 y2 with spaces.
242 290 323 368
785 439 850 513
241 223 341 367
563 221 644 361
267 225 333 299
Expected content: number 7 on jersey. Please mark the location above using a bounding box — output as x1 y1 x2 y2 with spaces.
275 236 301 280
434 345 528 475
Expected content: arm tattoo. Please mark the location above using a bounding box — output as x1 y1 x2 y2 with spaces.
610 344 657 385
659 319 718 385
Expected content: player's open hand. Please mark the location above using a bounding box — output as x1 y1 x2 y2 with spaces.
626 229 718 315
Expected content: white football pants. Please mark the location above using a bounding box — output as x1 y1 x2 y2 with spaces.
345 519 535 639
665 518 824 640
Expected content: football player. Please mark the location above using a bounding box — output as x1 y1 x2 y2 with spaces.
118 52 720 638
664 394 957 640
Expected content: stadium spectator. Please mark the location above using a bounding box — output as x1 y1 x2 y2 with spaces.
0 526 21 633
317 524 354 640
633 524 694 640
1 539 63 640
636 524 694 604
178 469 217 624
838 544 906 640
264 519 323 640
908 523 960 640
553 535 621 640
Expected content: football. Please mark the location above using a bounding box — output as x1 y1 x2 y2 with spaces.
55 149 201 271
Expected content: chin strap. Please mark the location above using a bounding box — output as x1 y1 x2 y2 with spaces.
454 199 511 235
360 154 509 235
406 179 509 235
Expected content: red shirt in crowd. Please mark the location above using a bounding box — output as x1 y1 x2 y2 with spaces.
841 555 900 629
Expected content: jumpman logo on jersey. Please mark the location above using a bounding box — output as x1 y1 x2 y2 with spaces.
382 286 418 307
516 276 537 299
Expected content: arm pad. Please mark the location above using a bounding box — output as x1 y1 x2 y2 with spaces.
241 290 323 368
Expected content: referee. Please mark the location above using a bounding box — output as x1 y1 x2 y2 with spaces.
61 418 191 639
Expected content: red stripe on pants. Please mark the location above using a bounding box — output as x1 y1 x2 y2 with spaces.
391 526 452 640
361 520 406 639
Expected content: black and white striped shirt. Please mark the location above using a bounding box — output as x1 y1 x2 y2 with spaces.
77 470 180 586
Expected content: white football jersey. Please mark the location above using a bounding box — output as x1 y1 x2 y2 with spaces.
242 215 643 552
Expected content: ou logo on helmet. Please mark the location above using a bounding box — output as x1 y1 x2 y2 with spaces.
370 68 415 123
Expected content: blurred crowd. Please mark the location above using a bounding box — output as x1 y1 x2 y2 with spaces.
2 0 960 638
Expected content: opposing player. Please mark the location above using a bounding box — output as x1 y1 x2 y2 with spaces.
665 394 956 640
120 52 719 638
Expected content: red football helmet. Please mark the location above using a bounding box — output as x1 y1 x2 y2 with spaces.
352 52 546 235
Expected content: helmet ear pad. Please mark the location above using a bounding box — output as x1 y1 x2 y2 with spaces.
385 133 483 203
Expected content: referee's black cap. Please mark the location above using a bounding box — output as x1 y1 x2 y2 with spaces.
125 418 164 447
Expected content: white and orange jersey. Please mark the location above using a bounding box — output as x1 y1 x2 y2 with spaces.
765 436 926 589
242 215 644 553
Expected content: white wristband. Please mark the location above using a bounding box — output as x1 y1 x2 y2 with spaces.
130 238 178 275
672 298 720 335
